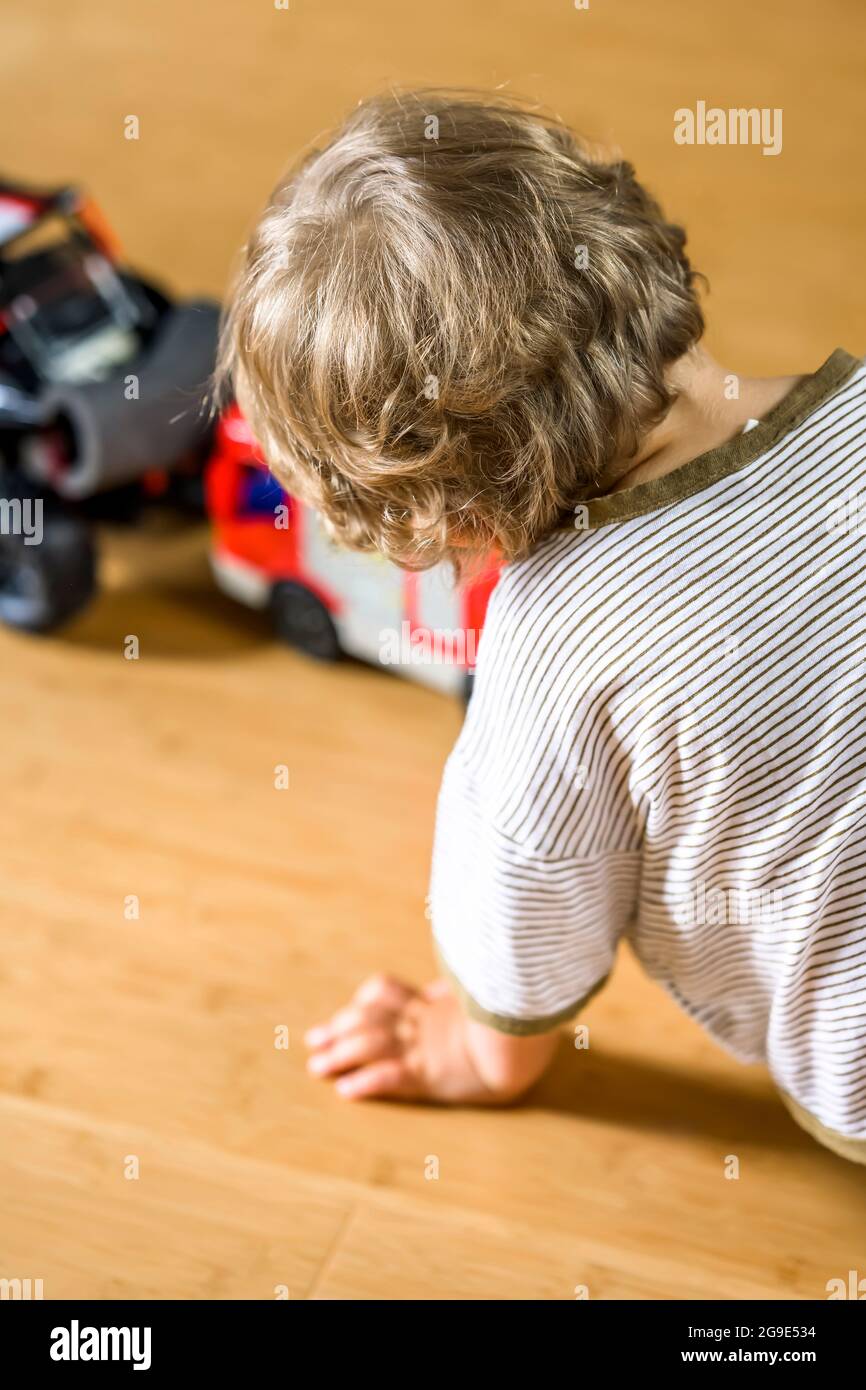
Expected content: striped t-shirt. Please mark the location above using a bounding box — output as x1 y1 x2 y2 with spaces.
430 348 866 1147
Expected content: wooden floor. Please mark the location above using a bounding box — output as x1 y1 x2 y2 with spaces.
1 0 865 1300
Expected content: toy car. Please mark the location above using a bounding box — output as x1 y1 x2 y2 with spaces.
0 178 220 631
205 404 500 699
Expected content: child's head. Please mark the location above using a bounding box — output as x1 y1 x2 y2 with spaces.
219 90 703 569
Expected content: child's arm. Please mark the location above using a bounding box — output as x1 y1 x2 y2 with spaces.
304 974 560 1104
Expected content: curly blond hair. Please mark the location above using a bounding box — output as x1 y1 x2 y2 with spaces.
218 89 704 570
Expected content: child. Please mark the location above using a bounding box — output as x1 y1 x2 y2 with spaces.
219 91 866 1162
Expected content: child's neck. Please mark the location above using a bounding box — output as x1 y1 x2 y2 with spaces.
600 347 805 496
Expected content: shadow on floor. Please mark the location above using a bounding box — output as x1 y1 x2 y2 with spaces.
40 518 275 660
61 577 276 659
530 1038 866 1177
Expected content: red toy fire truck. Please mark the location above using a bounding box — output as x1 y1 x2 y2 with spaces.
205 404 500 699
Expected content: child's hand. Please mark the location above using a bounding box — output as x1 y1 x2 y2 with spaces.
304 973 559 1104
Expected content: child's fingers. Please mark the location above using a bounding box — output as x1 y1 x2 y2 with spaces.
306 1025 399 1077
422 978 452 1000
304 1002 394 1048
304 976 416 1047
334 1058 417 1101
352 973 417 1010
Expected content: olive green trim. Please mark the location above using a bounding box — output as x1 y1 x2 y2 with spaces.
779 1089 866 1166
562 348 861 531
434 942 610 1036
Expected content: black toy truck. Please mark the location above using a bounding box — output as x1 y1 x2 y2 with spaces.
0 179 219 631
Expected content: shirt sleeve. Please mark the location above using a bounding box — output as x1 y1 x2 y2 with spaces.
429 567 642 1035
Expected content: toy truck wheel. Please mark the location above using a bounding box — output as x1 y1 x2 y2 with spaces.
0 504 96 632
25 300 220 501
270 580 340 662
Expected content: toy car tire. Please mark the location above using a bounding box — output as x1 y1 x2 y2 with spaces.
27 299 220 501
270 580 341 662
0 503 96 632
